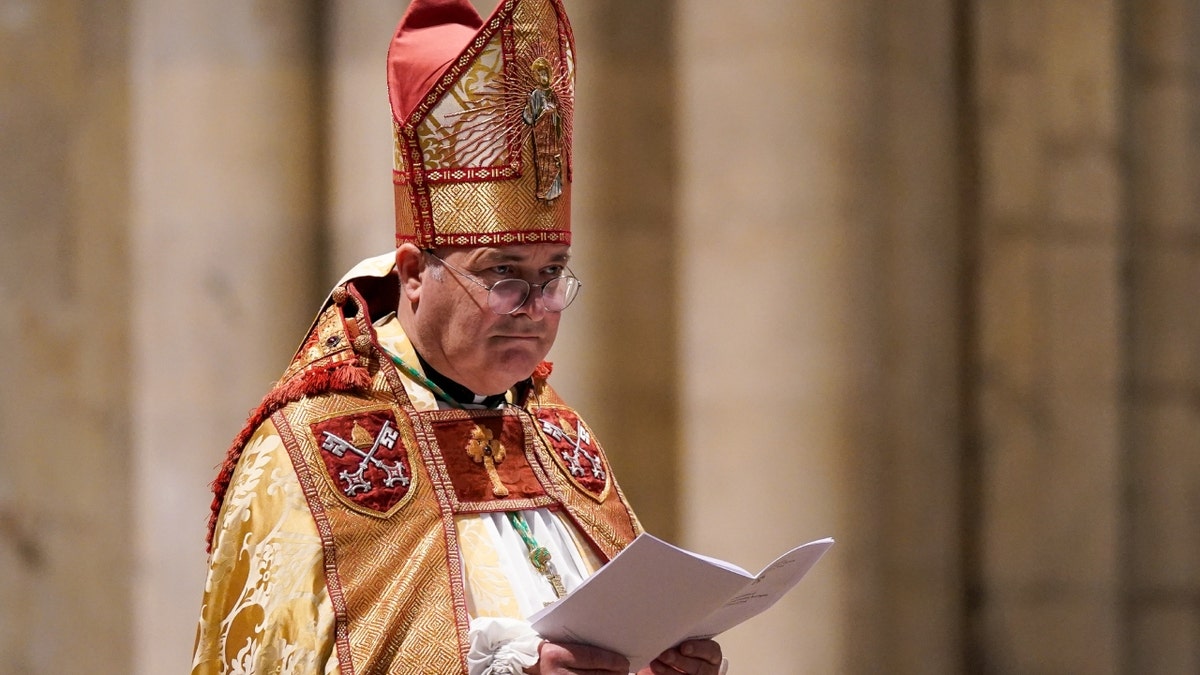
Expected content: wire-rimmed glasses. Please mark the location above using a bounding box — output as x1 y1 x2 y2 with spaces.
425 251 582 315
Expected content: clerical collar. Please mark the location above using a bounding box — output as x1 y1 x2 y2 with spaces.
415 352 508 409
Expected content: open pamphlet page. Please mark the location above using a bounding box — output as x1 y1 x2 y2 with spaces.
528 533 835 671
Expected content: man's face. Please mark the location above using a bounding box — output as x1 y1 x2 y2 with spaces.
407 243 571 395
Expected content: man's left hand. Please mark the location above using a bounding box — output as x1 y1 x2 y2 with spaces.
636 639 724 675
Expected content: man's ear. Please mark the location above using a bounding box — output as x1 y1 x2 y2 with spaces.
395 244 426 304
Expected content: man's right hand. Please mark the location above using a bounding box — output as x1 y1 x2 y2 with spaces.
524 641 631 675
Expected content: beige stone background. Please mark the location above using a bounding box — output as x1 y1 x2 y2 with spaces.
1 0 1197 673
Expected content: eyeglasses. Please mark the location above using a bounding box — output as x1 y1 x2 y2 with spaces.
425 251 582 315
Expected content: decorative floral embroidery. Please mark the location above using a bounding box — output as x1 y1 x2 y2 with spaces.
192 429 332 674
458 517 522 619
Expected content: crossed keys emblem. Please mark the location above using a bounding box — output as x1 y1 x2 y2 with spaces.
320 420 410 497
539 417 605 481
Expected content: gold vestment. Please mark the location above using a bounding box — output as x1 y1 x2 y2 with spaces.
193 256 641 673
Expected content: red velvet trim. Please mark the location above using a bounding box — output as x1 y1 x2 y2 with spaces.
396 165 531 187
205 359 373 553
405 132 437 247
429 416 547 503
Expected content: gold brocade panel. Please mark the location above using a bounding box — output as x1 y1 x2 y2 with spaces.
275 382 470 674
397 112 572 248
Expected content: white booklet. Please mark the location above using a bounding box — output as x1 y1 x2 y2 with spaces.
528 533 834 671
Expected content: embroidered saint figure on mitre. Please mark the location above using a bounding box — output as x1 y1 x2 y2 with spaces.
522 56 564 201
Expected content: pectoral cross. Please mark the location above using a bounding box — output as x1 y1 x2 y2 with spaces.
466 425 509 498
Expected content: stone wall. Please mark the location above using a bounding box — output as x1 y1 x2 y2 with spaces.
1 1 134 672
1125 1 1200 672
0 0 1196 672
971 1 1127 671
675 1 963 671
969 1 1200 672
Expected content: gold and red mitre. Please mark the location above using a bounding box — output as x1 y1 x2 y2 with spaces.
388 0 576 249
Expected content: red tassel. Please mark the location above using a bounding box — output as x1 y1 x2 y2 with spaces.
205 359 371 553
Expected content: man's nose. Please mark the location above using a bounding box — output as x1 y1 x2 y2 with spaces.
511 285 547 319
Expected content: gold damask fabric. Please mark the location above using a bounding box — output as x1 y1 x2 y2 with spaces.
193 260 641 674
193 422 340 674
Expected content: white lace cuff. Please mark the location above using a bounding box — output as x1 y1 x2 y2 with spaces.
467 617 543 675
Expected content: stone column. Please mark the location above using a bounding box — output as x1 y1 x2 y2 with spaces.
872 2 965 671
970 1 1125 671
560 0 683 538
676 1 962 671
536 0 606 420
130 1 323 670
0 2 134 672
1126 1 1200 671
326 0 401 273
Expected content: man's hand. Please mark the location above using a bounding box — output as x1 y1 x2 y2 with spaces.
524 638 724 675
524 641 631 674
636 640 724 675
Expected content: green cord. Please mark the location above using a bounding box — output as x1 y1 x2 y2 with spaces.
383 349 458 407
506 511 553 574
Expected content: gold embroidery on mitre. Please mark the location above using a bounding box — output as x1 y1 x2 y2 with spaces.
420 39 507 172
522 56 564 201
466 425 510 498
424 140 570 247
393 0 575 248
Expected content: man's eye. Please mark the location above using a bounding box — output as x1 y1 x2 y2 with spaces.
489 265 514 276
541 265 564 277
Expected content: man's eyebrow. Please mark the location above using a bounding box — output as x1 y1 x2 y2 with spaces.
474 250 572 265
478 251 523 263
